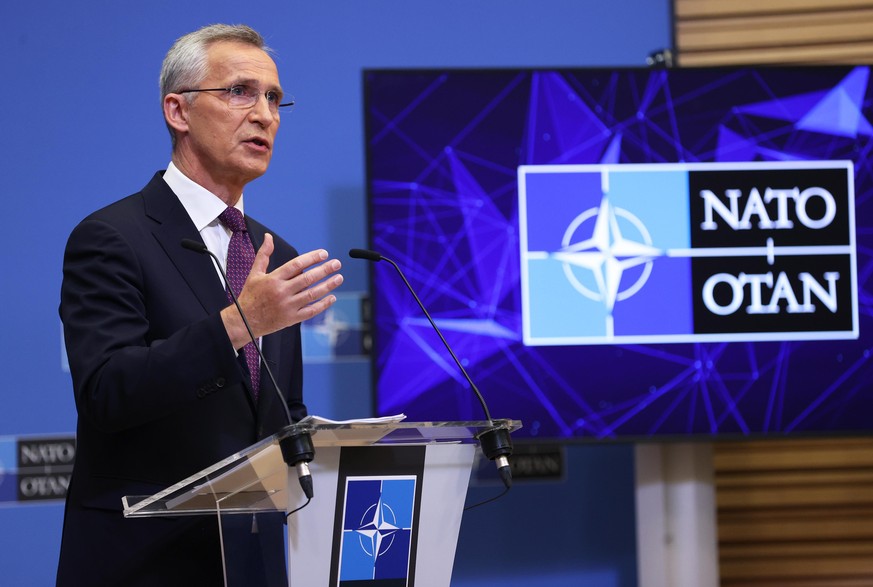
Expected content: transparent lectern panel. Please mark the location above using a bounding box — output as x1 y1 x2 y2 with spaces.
122 419 522 518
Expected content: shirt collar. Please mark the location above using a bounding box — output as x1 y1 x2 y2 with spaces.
163 161 245 230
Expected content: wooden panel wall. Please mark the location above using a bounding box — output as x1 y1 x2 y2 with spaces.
675 0 873 65
714 438 873 586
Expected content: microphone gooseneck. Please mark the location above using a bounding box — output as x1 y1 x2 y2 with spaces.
181 238 315 499
349 248 514 489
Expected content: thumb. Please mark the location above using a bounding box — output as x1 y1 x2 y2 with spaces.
252 233 274 274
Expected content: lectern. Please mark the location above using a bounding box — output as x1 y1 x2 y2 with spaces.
123 418 521 586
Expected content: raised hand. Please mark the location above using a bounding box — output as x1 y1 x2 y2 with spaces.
221 233 343 349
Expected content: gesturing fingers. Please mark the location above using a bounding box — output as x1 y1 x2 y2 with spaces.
274 251 344 321
235 248 343 338
273 249 331 280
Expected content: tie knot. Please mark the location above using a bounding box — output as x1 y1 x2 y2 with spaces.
219 207 247 233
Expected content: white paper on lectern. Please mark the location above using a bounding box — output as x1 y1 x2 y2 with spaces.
299 413 407 425
299 414 409 446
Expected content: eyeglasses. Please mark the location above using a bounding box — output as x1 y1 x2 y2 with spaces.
178 84 295 113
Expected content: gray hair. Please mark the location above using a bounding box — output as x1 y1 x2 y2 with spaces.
159 24 272 146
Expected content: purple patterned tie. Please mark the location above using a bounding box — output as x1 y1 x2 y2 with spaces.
218 207 260 400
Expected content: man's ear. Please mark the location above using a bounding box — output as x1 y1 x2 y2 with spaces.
164 93 190 136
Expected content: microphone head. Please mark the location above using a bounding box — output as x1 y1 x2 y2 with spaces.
348 248 383 262
180 238 208 253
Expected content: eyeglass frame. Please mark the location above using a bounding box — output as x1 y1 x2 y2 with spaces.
176 84 295 112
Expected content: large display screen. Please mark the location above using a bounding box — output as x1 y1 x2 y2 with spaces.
362 66 872 440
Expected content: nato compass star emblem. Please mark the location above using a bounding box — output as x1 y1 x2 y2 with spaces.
355 497 400 560
553 194 661 313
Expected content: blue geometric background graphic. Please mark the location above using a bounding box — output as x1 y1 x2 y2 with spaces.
364 66 873 439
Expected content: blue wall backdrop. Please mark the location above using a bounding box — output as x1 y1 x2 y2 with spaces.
1 1 670 584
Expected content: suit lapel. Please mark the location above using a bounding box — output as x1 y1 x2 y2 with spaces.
142 173 228 315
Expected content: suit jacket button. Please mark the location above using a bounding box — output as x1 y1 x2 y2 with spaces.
215 377 226 388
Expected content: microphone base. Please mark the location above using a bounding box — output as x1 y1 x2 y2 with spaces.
478 425 514 489
478 425 513 460
278 428 315 464
279 428 316 499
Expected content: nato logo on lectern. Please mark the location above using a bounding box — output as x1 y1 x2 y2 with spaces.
518 161 857 345
338 477 416 584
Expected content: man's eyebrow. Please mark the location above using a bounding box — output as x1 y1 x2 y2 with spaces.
230 78 284 94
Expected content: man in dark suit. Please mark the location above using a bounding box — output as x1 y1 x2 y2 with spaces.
56 24 343 586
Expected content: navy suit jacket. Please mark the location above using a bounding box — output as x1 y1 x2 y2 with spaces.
57 172 305 586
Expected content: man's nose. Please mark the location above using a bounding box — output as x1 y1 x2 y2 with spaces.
248 93 276 123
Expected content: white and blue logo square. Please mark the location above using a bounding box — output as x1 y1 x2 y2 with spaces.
519 164 694 343
338 476 416 585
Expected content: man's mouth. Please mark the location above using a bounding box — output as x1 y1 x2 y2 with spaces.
244 137 270 150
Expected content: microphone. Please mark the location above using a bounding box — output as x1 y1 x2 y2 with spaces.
349 248 514 489
181 238 315 500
